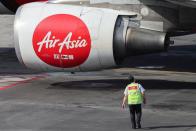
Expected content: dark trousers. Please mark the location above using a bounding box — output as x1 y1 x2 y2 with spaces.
129 104 142 128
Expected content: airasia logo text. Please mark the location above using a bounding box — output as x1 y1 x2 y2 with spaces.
37 31 87 53
33 14 91 68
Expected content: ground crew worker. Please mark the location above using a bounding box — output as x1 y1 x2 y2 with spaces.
122 75 146 129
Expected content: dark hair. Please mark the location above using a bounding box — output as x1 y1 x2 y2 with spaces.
129 75 135 82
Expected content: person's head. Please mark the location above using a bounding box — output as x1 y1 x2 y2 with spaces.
129 75 135 83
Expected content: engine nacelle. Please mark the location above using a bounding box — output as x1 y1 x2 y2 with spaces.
14 2 170 72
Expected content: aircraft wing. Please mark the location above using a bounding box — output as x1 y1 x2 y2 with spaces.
166 0 196 8
89 0 196 8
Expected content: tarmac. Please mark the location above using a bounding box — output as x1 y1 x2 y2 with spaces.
0 15 196 131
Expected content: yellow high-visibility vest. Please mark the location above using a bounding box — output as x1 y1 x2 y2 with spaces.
127 83 143 105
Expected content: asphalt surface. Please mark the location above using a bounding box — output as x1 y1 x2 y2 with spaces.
0 15 196 131
0 70 196 131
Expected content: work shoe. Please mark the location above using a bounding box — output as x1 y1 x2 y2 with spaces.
137 124 141 129
132 124 136 129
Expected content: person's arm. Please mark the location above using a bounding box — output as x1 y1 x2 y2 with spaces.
142 92 146 104
122 95 128 109
139 84 146 104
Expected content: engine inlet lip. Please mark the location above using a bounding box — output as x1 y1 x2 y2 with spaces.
14 5 25 66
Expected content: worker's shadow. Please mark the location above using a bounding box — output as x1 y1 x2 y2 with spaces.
143 124 196 130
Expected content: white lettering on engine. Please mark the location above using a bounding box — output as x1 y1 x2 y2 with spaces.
37 31 87 53
54 54 74 60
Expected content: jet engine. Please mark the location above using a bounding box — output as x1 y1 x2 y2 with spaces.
14 2 170 72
